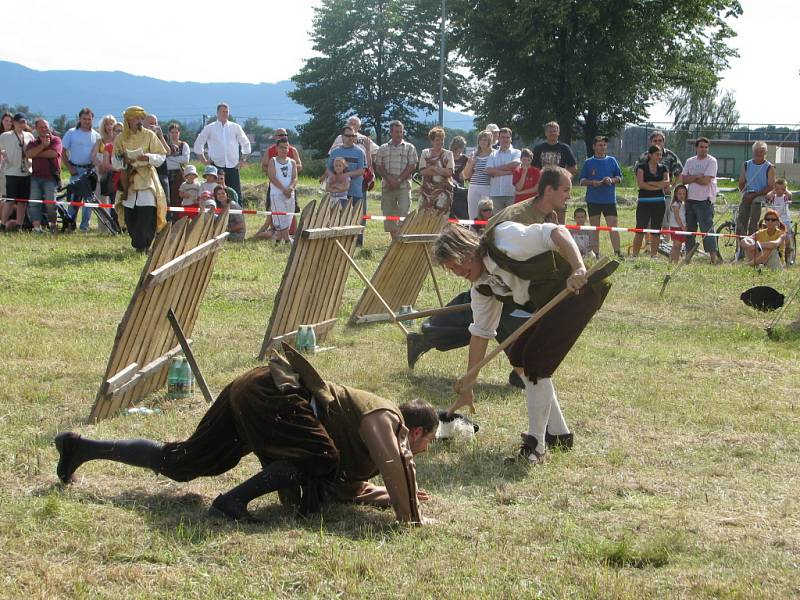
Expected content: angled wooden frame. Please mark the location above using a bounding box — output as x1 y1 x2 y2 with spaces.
349 208 449 325
89 211 229 422
259 198 363 359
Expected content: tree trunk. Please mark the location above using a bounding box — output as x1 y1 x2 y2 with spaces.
582 110 599 157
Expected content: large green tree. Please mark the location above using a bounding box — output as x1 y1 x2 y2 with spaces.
449 0 742 153
290 0 467 152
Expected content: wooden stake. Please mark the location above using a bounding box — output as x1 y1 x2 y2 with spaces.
167 308 213 403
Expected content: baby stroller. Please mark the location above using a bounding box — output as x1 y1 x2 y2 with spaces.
56 168 120 234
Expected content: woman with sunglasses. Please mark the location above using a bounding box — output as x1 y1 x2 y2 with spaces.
741 208 785 269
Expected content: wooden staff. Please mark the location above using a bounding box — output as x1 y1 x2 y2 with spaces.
455 257 617 393
395 302 471 322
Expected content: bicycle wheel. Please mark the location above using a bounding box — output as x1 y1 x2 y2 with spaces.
716 220 737 261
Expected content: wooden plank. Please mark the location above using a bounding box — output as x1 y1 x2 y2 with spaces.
305 202 358 331
91 208 227 421
261 201 316 360
101 362 139 396
265 317 338 347
398 233 440 243
325 202 362 330
106 343 188 400
144 231 229 290
302 225 364 240
118 215 203 410
282 204 326 342
90 220 188 421
151 210 227 396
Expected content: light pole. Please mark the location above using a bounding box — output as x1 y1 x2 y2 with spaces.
438 0 446 127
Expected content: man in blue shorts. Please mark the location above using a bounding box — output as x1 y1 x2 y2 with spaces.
579 136 623 259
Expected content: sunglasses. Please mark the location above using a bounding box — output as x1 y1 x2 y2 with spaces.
764 217 778 222
343 134 356 138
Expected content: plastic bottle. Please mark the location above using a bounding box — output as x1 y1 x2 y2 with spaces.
168 356 193 399
296 325 308 351
306 325 317 354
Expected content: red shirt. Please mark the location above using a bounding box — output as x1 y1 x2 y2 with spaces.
512 165 540 202
26 135 63 180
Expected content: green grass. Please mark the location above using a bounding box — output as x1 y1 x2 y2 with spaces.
1 188 799 598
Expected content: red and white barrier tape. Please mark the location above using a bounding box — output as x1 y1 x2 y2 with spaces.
4 197 749 239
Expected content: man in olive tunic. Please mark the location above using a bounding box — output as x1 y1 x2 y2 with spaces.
434 167 612 463
54 345 438 524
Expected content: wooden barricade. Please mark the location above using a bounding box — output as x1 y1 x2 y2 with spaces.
349 209 449 325
89 211 229 422
258 198 363 359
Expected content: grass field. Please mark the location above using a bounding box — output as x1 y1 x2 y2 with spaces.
1 186 799 599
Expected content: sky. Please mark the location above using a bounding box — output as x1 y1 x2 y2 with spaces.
1 0 797 127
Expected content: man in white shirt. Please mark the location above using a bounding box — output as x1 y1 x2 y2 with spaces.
485 127 521 214
433 166 612 464
193 103 251 201
681 137 720 263
63 107 101 231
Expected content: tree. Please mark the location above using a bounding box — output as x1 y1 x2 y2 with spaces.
449 0 742 154
667 87 741 136
290 0 467 152
666 86 740 156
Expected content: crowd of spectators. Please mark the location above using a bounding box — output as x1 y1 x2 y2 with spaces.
0 103 793 265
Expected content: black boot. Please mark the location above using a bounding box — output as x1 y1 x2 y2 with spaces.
545 431 574 451
406 332 433 369
210 461 303 523
505 433 544 465
55 432 164 484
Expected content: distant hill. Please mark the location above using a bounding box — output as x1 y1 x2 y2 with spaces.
0 61 475 131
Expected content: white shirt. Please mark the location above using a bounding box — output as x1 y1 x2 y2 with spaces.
469 221 559 339
165 141 190 171
681 155 717 202
486 146 522 196
0 130 35 176
193 120 251 168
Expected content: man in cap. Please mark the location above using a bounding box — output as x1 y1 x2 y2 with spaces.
54 345 437 525
112 106 169 252
0 113 35 230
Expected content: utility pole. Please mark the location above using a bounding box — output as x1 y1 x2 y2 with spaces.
438 0 446 127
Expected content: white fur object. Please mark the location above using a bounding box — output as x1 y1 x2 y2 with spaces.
435 411 479 440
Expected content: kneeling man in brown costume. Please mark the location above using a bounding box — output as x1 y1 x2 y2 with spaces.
54 344 438 524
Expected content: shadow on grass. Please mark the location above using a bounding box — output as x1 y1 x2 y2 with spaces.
404 371 518 405
30 247 135 269
42 483 413 542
